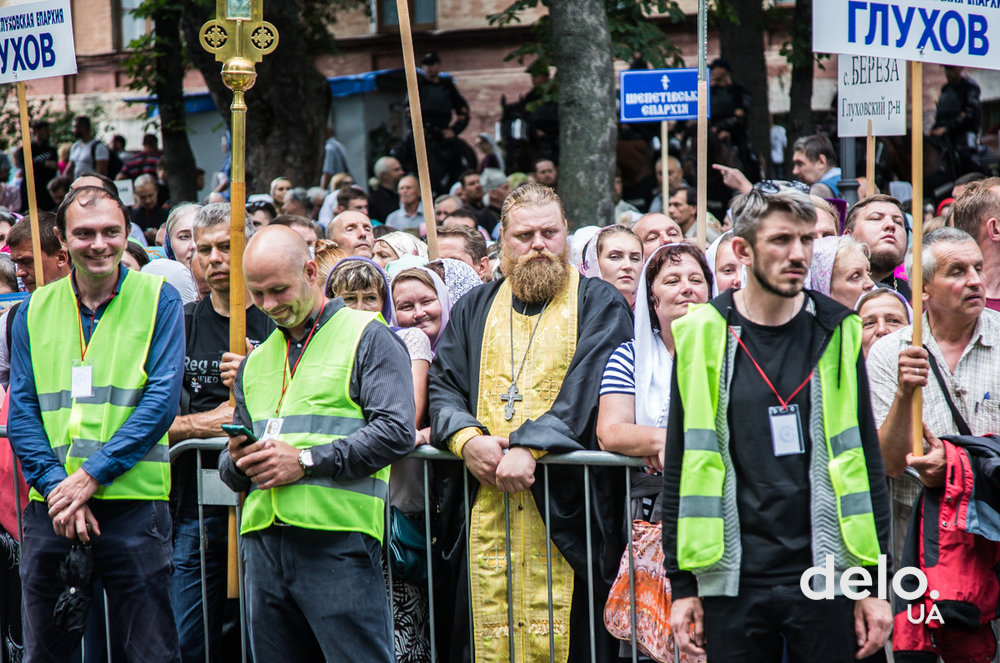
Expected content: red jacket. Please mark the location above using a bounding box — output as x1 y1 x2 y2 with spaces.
893 437 1000 662
0 390 27 540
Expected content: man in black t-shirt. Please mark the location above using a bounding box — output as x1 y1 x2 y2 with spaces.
662 188 892 662
13 120 58 212
166 203 274 663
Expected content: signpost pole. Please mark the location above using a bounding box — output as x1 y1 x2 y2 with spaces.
660 121 668 209
16 82 44 288
696 0 707 251
839 137 859 206
910 60 924 458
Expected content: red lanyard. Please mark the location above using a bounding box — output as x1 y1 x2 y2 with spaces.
275 301 324 414
74 289 117 362
727 325 813 411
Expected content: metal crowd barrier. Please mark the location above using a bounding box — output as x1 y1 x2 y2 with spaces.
7 428 975 663
7 429 974 662
165 439 650 663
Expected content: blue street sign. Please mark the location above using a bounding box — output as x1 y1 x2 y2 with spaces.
619 68 708 123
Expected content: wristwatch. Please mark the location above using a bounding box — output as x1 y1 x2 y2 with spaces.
298 449 314 477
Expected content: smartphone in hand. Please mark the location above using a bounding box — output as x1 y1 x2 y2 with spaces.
221 424 258 448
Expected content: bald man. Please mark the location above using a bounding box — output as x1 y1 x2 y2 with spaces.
327 210 374 257
632 212 684 256
218 225 414 661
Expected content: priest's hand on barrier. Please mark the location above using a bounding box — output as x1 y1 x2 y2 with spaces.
906 424 946 488
47 470 99 527
463 435 508 486
670 596 706 656
495 447 535 494
237 438 303 490
853 596 891 658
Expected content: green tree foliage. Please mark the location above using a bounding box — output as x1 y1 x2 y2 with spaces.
488 0 685 100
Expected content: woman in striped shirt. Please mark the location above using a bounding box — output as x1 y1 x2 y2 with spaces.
596 243 712 519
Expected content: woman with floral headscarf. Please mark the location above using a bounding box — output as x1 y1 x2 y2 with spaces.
807 234 875 309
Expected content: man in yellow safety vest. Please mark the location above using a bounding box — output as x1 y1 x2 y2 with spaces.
662 186 892 662
219 225 414 660
9 185 185 662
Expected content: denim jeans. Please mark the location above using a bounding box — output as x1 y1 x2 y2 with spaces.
243 526 395 663
171 513 228 663
19 500 180 663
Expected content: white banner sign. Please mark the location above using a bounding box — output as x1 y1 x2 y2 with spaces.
0 0 76 84
837 55 907 137
814 0 1000 70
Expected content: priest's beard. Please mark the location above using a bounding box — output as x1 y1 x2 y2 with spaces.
502 245 571 304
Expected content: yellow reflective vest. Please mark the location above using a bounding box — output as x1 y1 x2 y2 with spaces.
671 301 881 596
240 306 390 541
27 270 169 501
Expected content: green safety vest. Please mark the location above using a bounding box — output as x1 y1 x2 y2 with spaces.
672 302 881 573
240 306 389 541
27 270 169 501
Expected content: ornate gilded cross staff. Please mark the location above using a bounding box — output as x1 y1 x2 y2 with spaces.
200 0 278 601
200 0 278 369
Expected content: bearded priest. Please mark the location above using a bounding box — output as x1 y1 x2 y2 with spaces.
429 182 633 663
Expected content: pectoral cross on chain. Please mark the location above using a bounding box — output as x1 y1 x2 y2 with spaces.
501 382 522 421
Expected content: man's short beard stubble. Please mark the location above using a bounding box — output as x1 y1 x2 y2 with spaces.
751 259 805 299
502 244 571 304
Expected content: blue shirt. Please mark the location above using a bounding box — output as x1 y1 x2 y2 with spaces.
8 265 185 498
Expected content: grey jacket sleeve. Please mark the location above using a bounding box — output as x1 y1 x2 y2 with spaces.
218 360 253 493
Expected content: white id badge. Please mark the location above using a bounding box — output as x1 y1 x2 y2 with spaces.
264 417 284 439
768 404 805 456
71 363 93 399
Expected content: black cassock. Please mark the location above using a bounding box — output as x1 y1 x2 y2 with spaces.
428 275 633 663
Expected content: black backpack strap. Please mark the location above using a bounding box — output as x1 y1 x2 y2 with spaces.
5 301 20 353
924 345 972 436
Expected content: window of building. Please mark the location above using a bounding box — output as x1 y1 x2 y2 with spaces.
116 0 151 50
378 0 436 32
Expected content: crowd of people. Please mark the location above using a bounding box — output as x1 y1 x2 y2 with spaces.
0 60 998 663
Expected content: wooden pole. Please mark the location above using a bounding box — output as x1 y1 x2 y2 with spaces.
866 119 875 198
395 0 438 259
910 61 924 458
695 0 708 251
16 82 44 288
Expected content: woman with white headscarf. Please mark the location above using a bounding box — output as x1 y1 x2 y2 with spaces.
373 231 428 269
596 243 712 517
704 230 743 297
579 225 643 307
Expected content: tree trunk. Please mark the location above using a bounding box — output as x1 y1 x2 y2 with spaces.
549 0 616 230
180 1 330 194
786 0 814 157
154 3 199 204
718 0 768 180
